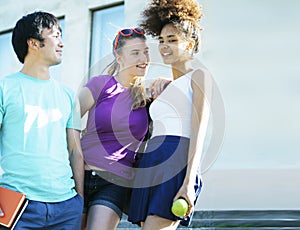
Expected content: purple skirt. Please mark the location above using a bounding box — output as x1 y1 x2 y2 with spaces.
128 135 202 226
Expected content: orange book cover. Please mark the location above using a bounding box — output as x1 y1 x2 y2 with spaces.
0 186 28 229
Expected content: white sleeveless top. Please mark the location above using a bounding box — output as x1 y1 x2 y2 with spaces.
149 70 194 138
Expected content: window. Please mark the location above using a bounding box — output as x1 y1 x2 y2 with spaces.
0 30 22 79
0 18 65 80
89 4 125 77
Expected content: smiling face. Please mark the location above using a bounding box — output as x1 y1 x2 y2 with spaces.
158 23 191 65
117 37 150 77
38 25 64 66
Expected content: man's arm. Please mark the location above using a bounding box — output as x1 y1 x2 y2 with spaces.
0 205 3 216
67 128 84 198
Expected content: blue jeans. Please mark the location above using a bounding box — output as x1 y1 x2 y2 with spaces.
1 194 83 230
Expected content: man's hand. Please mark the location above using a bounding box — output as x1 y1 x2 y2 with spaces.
0 205 4 216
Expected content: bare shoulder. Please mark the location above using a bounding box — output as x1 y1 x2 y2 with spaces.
191 68 212 91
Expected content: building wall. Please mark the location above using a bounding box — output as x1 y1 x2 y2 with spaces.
198 0 300 210
1 0 300 211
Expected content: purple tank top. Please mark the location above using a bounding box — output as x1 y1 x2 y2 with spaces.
80 75 148 179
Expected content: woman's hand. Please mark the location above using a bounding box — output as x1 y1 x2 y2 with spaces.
149 78 171 99
173 184 196 217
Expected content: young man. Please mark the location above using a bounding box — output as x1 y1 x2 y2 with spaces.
0 11 84 229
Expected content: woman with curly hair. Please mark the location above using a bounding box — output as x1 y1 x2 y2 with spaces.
128 0 211 229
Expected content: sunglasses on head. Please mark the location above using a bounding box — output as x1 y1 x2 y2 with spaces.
113 28 145 54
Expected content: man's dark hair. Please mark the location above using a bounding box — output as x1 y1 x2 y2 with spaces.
12 11 61 63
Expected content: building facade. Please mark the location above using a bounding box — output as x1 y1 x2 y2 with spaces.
1 0 300 214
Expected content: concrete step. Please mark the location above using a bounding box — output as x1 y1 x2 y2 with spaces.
117 210 300 229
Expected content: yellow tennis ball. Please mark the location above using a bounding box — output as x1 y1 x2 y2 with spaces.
171 198 189 217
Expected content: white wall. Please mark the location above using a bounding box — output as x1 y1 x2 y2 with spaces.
202 0 300 170
197 0 300 210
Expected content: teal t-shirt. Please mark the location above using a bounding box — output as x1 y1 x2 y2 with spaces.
0 72 81 202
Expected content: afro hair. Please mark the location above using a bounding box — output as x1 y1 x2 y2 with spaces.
139 0 203 37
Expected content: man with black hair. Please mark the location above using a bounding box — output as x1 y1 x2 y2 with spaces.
0 11 84 229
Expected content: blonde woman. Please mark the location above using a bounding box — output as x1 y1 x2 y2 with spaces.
79 28 150 230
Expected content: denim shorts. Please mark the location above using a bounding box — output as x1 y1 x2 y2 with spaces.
83 170 130 218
